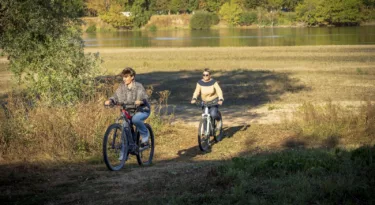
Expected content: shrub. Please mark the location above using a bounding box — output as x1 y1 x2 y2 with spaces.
219 0 243 26
149 24 158 32
210 12 220 25
277 12 297 25
86 25 97 33
286 101 375 144
296 0 362 26
190 11 214 30
0 0 101 105
239 10 257 26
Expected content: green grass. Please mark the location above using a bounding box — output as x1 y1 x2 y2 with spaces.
142 146 375 205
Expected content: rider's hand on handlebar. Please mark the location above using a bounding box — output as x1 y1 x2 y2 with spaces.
104 100 115 107
135 100 143 106
218 101 223 105
191 99 196 104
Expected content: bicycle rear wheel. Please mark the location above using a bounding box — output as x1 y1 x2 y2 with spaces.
103 123 128 171
214 111 223 142
198 119 211 152
136 123 155 166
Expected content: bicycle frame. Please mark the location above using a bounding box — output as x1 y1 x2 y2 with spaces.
115 108 137 154
202 105 212 136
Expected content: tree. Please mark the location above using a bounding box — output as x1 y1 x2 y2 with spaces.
131 0 152 27
362 0 375 9
282 0 303 11
150 0 170 13
219 0 243 25
296 0 362 26
0 0 101 105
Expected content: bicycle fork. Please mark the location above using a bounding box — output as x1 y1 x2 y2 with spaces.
202 107 211 137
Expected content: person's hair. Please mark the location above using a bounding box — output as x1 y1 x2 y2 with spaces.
121 67 136 77
203 68 211 75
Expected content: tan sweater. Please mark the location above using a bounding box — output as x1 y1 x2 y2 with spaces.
192 79 224 102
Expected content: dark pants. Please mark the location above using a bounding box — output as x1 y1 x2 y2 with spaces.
203 105 221 121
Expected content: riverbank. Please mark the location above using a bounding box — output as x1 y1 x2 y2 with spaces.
82 15 375 32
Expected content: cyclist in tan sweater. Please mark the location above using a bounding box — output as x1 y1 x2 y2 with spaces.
191 68 224 121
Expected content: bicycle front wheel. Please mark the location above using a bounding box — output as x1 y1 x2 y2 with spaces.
198 119 211 152
103 123 128 171
136 123 155 166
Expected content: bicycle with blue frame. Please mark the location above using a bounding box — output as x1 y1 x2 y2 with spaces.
103 103 155 171
196 100 223 152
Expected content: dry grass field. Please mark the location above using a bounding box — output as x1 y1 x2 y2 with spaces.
1 45 375 204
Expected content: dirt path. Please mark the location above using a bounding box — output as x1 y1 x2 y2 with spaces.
161 100 372 127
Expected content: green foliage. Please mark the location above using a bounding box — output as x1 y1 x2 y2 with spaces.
206 0 222 12
0 0 101 105
187 0 200 12
190 11 217 29
100 3 133 29
210 12 220 25
212 147 375 204
256 6 273 25
243 0 257 9
282 0 304 11
131 0 152 28
362 0 375 8
277 11 297 25
239 10 257 25
86 25 97 33
267 0 283 10
219 0 243 25
149 24 158 32
296 0 362 26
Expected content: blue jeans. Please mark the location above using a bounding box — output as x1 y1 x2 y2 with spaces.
202 105 221 121
132 112 150 137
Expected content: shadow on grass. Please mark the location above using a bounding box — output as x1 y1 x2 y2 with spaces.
175 125 252 160
2 144 374 205
97 69 308 107
283 135 340 149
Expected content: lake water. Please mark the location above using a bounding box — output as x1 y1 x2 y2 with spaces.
82 26 375 47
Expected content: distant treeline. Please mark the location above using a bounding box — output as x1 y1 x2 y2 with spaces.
83 0 375 29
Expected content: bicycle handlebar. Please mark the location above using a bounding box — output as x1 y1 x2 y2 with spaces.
104 101 138 109
193 100 219 107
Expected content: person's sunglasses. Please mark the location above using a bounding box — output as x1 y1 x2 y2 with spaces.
203 74 210 77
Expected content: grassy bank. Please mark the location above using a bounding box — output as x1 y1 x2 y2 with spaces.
1 45 374 204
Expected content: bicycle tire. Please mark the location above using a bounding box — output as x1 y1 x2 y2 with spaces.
198 119 211 152
136 123 155 166
213 111 224 142
103 123 128 171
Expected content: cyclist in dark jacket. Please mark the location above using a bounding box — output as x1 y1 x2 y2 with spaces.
105 67 150 145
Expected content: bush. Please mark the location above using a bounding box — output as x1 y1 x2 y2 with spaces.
286 101 375 144
277 12 297 25
239 11 257 26
210 12 220 25
149 24 157 32
100 13 133 29
0 0 101 105
219 0 243 26
190 11 214 30
296 0 362 26
86 25 97 33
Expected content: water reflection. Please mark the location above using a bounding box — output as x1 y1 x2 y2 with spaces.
82 26 375 47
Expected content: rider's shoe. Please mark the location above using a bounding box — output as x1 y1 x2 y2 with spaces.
141 131 150 144
118 150 124 161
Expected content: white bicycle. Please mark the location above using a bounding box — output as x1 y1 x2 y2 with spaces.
196 100 223 152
